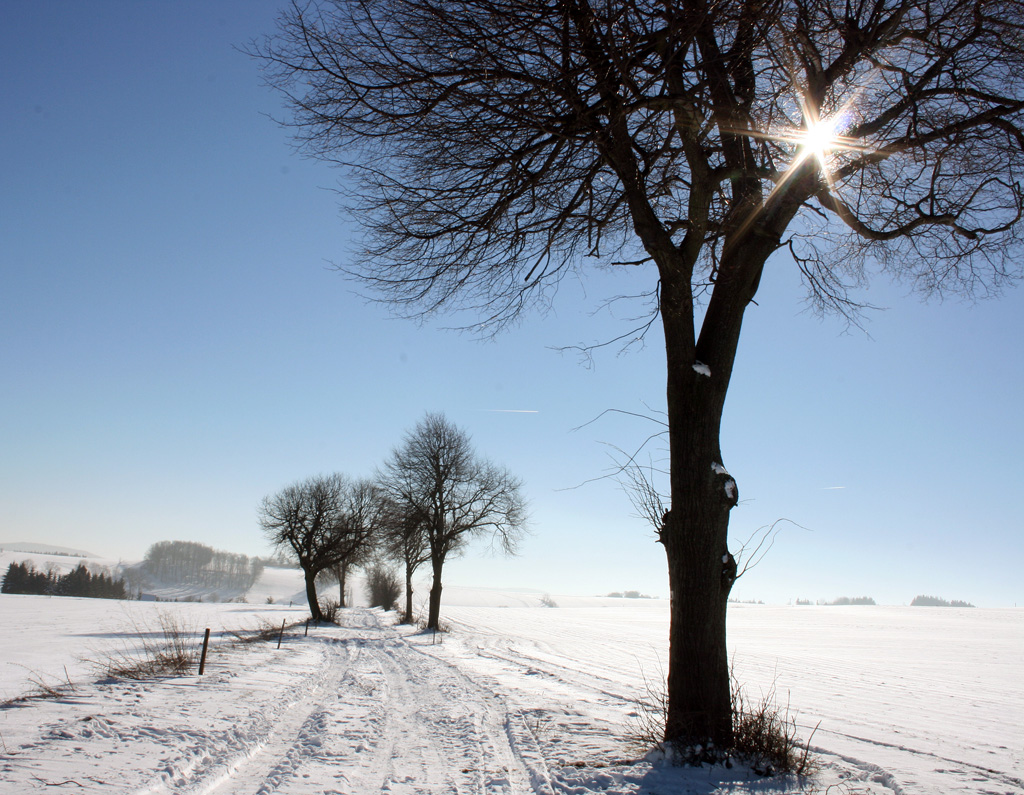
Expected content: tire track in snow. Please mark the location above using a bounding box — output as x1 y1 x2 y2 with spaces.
195 640 360 795
161 610 546 795
333 625 545 794
813 729 1024 795
0 611 543 794
132 637 358 795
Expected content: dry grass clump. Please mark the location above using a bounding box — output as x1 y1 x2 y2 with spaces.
0 665 78 708
417 617 451 634
626 667 818 777
731 678 818 776
226 617 285 644
95 612 201 679
319 598 341 623
625 666 668 754
27 666 76 699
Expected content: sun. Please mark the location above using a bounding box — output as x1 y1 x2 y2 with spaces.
760 94 875 199
727 87 876 239
732 86 871 184
800 115 841 162
787 100 857 177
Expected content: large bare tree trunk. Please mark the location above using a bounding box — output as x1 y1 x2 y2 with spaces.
337 562 348 608
426 558 443 630
304 567 324 622
659 268 744 750
661 432 736 749
403 562 415 624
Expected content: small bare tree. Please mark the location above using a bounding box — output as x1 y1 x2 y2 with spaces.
380 413 527 630
259 474 383 621
320 549 368 608
379 497 431 623
321 478 382 607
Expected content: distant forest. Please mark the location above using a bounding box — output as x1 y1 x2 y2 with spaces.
141 540 263 591
911 595 976 607
1 561 127 599
828 596 877 605
793 596 877 605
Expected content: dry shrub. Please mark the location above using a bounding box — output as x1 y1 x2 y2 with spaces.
319 598 341 623
731 677 818 776
365 564 402 611
97 612 200 679
226 616 283 644
626 666 818 776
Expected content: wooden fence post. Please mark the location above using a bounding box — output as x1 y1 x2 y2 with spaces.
198 628 211 675
276 619 286 649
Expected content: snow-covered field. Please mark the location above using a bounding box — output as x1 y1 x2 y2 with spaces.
0 558 1021 794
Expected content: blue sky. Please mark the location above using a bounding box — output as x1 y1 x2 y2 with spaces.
3 1 1022 607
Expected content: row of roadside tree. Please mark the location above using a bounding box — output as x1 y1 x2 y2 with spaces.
260 412 527 629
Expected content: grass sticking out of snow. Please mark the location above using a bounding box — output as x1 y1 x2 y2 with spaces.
626 663 819 777
731 677 819 777
91 611 201 680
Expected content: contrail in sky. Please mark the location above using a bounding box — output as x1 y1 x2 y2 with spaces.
821 486 846 490
481 409 539 413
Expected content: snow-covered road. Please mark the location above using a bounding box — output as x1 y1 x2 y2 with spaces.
2 610 556 794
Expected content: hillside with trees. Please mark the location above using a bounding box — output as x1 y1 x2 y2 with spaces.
141 541 264 594
1 561 127 599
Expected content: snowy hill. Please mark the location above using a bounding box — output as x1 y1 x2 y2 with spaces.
0 549 309 605
0 547 604 610
0 541 98 558
2 545 1021 793
0 586 1021 793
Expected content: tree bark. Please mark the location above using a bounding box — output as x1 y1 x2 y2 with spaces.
661 455 736 749
303 566 323 622
658 261 748 749
404 562 415 624
426 557 443 630
337 562 348 608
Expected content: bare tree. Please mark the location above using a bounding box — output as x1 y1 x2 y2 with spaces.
254 0 1024 749
320 477 382 607
317 532 371 608
380 413 527 629
259 473 383 621
319 546 369 608
379 497 431 623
